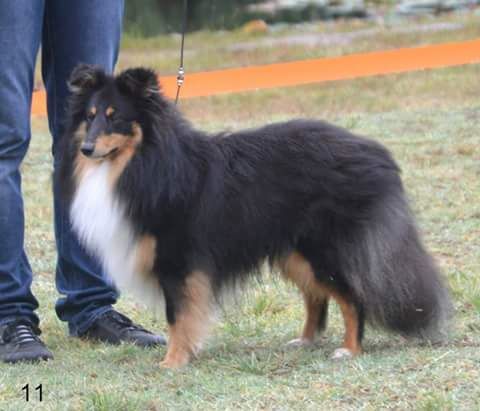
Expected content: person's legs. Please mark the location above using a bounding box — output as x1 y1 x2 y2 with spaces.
42 0 124 336
0 0 44 328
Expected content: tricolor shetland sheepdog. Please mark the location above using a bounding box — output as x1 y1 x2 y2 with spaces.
57 65 451 368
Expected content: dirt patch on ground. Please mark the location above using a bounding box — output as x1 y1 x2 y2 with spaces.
227 21 464 51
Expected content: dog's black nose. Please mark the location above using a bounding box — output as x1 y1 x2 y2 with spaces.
80 144 95 157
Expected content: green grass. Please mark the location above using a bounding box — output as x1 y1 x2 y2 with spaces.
5 12 480 411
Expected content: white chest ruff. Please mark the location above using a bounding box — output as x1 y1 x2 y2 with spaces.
70 163 161 307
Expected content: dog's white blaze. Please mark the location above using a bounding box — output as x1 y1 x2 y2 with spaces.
70 162 162 307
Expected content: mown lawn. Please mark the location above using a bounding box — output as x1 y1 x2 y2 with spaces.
3 12 480 411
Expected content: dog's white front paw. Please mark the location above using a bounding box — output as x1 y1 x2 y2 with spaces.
331 348 354 360
286 337 314 348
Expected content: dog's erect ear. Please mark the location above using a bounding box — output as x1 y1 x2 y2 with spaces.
116 67 160 98
68 64 106 94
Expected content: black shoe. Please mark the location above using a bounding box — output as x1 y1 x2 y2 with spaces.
80 310 166 347
0 320 53 364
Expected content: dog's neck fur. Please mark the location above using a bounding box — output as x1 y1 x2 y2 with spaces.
113 118 212 229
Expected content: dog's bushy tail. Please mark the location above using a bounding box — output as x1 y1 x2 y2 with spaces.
340 193 452 340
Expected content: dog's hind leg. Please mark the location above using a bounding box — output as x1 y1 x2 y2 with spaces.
281 251 363 358
329 294 364 359
281 252 330 346
160 271 215 368
287 293 329 347
316 295 329 334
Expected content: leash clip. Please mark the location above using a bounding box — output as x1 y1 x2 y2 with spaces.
177 67 185 86
174 66 185 105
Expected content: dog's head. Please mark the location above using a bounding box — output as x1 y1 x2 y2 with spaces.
68 65 161 160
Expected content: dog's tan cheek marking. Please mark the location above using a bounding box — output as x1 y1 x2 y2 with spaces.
161 271 214 369
281 252 361 355
95 133 126 154
89 106 97 116
107 126 144 187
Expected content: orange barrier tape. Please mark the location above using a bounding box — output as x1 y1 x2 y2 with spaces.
32 38 480 116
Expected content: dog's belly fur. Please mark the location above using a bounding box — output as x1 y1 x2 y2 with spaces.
70 162 162 307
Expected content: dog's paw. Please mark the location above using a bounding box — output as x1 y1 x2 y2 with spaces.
160 358 189 369
285 337 314 348
330 348 354 360
160 352 191 369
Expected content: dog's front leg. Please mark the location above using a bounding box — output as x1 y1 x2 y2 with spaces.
160 271 214 368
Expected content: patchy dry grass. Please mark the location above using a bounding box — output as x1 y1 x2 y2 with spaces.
5 12 480 411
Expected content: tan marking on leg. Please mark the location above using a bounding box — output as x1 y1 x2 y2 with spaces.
281 251 361 356
301 295 322 341
286 295 323 347
161 271 214 368
282 252 329 345
334 294 361 356
134 234 157 283
134 235 156 275
280 251 319 294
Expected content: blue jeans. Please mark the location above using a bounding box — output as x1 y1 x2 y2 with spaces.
0 0 124 336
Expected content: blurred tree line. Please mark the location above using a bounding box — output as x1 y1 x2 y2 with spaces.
124 0 261 37
125 0 439 37
124 0 376 37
